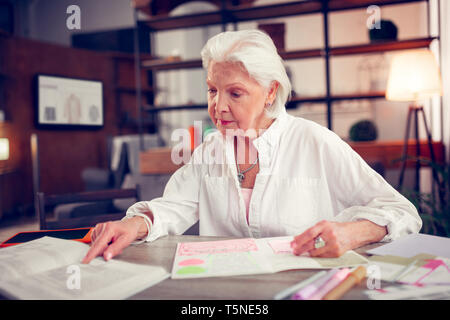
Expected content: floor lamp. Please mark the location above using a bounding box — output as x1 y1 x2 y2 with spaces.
385 49 443 195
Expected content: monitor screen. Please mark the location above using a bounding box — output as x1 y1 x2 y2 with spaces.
36 75 103 128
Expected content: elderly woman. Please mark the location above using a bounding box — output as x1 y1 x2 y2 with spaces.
83 30 421 264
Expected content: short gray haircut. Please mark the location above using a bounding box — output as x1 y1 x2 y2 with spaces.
200 29 292 119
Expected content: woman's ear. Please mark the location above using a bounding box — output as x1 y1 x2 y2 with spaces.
267 81 279 105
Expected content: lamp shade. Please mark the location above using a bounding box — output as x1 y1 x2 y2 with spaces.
0 138 9 160
386 49 442 101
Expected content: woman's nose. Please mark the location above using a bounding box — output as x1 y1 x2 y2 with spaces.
215 94 229 113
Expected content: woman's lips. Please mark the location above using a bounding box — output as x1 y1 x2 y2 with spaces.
219 119 234 126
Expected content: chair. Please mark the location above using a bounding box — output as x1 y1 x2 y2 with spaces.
36 187 141 230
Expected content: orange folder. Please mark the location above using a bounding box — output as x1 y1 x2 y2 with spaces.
0 227 93 248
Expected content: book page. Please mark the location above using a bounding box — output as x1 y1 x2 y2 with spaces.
0 236 89 282
0 258 169 300
0 236 170 299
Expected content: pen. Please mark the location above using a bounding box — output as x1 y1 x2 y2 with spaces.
390 259 419 283
291 268 339 300
274 270 327 300
308 268 350 300
322 265 366 300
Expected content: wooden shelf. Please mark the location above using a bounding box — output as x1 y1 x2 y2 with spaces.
141 58 202 71
138 1 320 31
138 0 426 31
287 91 386 106
330 37 436 56
349 140 445 169
330 91 386 101
141 91 386 113
140 37 435 71
143 103 208 113
327 0 426 12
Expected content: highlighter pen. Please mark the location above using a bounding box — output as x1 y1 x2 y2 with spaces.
291 268 339 300
322 265 366 300
308 268 350 300
274 270 327 300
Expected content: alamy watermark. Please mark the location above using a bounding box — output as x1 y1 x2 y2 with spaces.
170 123 269 167
366 5 381 30
366 264 382 290
66 5 81 30
66 265 81 290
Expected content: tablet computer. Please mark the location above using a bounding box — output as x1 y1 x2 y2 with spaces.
0 228 93 248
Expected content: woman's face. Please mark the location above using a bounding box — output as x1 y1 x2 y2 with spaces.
207 61 277 136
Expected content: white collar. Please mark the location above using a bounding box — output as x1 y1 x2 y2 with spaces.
252 109 288 149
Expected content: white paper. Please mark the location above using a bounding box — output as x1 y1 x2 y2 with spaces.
365 285 450 300
367 261 409 282
171 236 368 279
0 237 169 299
367 233 450 259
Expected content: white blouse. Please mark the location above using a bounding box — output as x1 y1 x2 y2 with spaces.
126 111 422 242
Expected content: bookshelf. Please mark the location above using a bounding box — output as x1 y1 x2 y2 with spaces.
130 0 437 134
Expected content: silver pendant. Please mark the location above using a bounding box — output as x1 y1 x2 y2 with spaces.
237 173 245 183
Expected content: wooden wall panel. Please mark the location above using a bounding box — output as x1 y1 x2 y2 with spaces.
0 35 126 216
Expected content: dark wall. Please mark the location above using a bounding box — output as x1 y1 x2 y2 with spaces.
0 34 125 215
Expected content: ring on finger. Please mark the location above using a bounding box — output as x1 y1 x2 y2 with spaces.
314 236 326 249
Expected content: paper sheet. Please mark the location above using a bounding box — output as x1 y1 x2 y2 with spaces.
172 238 273 279
367 233 450 259
0 237 170 299
368 255 450 284
171 236 369 279
365 285 450 300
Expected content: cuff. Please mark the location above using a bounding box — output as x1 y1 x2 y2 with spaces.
121 212 153 244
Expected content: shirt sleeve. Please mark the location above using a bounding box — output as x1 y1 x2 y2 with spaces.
125 146 204 242
322 132 422 242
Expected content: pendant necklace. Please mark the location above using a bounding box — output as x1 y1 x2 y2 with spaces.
236 155 258 185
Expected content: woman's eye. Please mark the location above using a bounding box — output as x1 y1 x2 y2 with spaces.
231 92 241 98
208 89 216 94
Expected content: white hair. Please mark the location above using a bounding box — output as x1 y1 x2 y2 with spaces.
200 29 292 119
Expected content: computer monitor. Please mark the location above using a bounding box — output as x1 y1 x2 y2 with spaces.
36 74 103 128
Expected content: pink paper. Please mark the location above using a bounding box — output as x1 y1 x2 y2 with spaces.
421 259 449 271
415 259 450 285
268 239 293 254
177 238 258 256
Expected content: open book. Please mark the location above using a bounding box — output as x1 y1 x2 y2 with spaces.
0 236 169 299
172 236 369 279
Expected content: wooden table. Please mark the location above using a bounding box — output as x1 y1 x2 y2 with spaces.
114 235 383 300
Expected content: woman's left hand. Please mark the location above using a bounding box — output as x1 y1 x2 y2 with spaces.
290 220 359 258
290 219 388 258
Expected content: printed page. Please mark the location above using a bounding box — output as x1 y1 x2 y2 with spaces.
171 238 273 279
261 237 369 272
0 236 89 282
0 258 169 300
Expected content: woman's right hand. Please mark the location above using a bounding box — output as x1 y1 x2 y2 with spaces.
82 216 146 264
